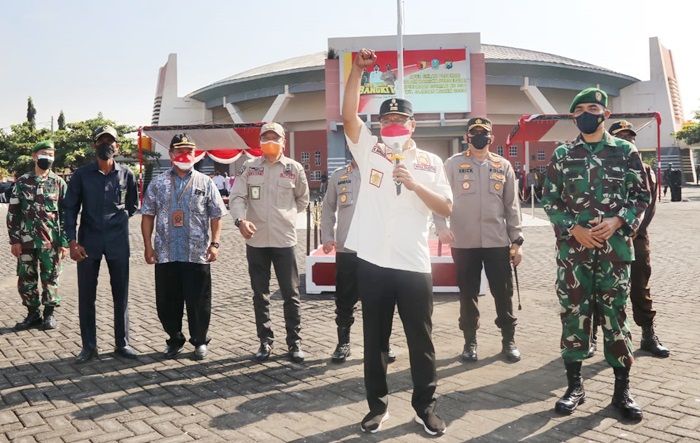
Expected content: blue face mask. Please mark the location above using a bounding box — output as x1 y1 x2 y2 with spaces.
575 112 605 134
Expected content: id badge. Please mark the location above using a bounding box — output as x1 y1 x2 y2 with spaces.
249 185 261 200
172 210 184 227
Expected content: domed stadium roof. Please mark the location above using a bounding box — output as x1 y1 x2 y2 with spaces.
189 44 637 101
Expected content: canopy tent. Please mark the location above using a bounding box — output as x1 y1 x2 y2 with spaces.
140 123 265 163
137 123 265 200
505 112 662 200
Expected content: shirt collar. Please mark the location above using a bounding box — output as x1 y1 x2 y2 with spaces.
261 154 291 166
88 160 122 173
573 131 614 148
170 167 193 179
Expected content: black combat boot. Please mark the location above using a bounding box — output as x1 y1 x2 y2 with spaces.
461 332 477 362
42 306 57 330
640 324 670 358
555 361 586 415
501 326 521 362
611 367 643 421
14 307 42 331
331 327 351 363
587 327 598 358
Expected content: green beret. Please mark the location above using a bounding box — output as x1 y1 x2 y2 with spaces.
32 140 55 153
569 87 608 113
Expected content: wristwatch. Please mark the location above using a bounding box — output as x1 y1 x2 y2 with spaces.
210 241 220 248
512 237 524 246
234 218 242 227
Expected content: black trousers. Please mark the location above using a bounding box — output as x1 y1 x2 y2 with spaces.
246 245 301 347
335 252 392 349
452 247 517 335
630 236 655 327
155 262 212 347
358 258 437 416
77 257 129 350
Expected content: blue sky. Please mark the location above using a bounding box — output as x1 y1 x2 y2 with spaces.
2 0 698 130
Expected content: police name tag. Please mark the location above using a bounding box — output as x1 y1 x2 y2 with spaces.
172 210 184 227
249 185 261 200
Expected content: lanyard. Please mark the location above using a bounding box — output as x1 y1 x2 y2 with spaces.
172 174 194 207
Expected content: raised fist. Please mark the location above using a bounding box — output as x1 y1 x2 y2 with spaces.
354 48 377 69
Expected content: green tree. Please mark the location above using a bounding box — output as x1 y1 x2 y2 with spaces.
674 111 700 146
26 97 37 129
0 114 137 174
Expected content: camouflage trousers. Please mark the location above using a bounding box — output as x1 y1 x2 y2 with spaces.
556 255 634 369
17 248 62 308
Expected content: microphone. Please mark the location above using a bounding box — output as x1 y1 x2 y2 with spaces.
392 142 403 195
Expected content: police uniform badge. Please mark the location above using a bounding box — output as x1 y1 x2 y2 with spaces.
494 182 502 191
462 181 471 190
389 98 398 112
340 193 349 204
595 91 603 102
369 169 384 188
249 185 261 200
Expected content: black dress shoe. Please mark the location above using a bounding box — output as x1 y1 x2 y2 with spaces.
288 341 305 363
193 344 208 361
75 347 98 363
115 346 138 359
254 342 272 362
387 347 396 363
163 343 184 359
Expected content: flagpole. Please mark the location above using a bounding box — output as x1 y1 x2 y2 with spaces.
396 0 405 99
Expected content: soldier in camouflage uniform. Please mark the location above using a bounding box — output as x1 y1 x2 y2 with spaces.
7 140 69 331
588 121 670 359
542 88 649 421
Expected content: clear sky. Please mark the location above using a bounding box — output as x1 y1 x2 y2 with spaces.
2 0 698 130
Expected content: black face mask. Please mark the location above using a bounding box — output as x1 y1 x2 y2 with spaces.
96 143 116 160
469 133 490 150
36 157 54 170
575 112 605 134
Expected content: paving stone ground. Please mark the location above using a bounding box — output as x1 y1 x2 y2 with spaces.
1 188 699 442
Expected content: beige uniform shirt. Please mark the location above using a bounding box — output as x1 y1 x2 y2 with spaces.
320 163 360 252
434 150 522 248
230 155 310 248
345 125 452 273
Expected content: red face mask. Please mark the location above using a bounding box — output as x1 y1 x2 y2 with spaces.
172 152 195 170
380 124 411 151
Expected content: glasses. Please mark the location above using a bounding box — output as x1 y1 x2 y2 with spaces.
380 116 410 125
